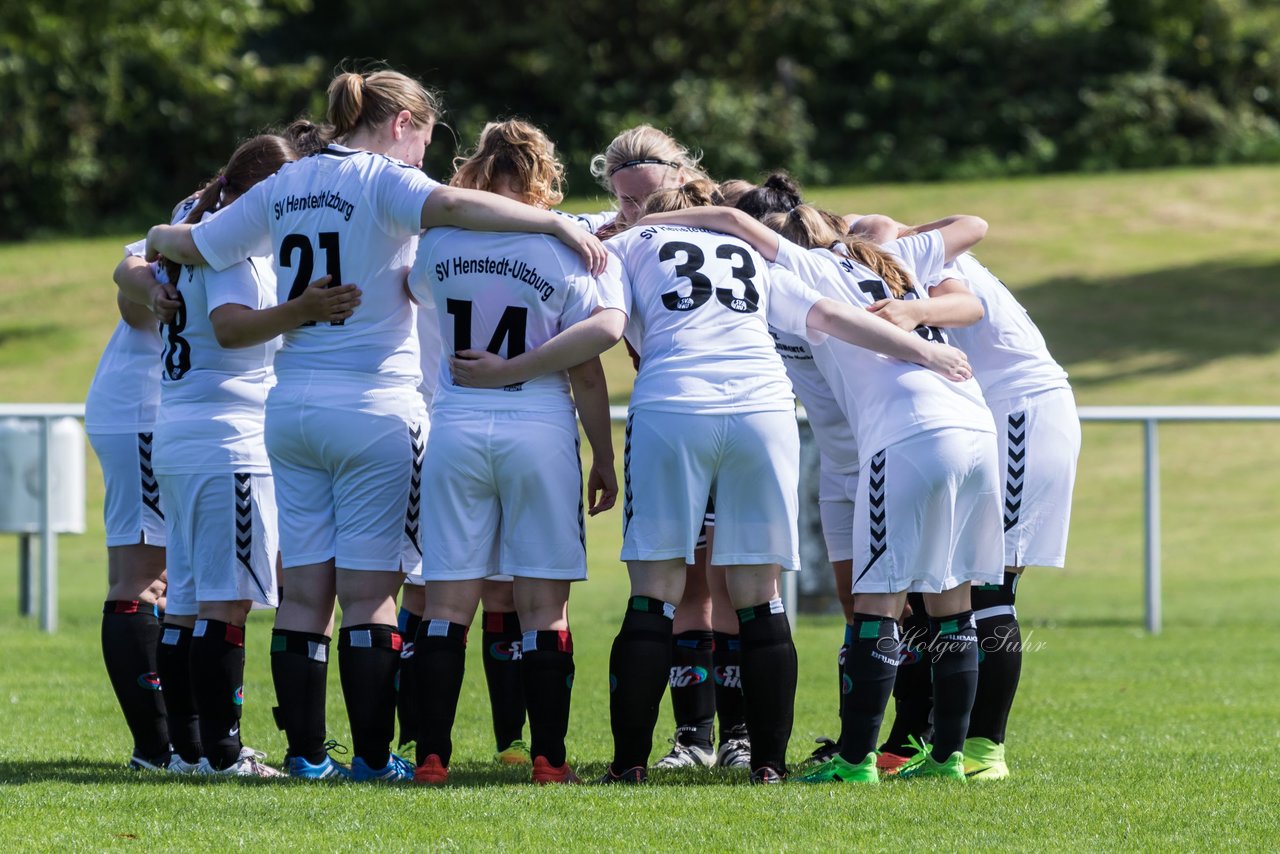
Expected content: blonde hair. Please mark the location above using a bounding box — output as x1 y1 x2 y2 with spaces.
327 68 440 140
450 120 564 208
764 204 913 298
641 179 721 216
589 125 710 191
717 179 756 208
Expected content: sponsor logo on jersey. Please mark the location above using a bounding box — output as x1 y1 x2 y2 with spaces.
273 190 357 222
137 672 162 691
434 255 557 302
668 665 708 688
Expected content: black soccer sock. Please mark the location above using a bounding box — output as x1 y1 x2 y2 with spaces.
838 614 901 763
521 629 575 767
156 622 202 763
337 623 403 770
736 600 797 774
412 620 468 767
880 594 933 755
190 619 246 770
834 624 852 740
968 572 1022 744
101 601 170 761
712 631 747 741
270 629 331 765
929 610 979 761
669 630 715 749
396 608 422 748
608 596 675 770
481 610 526 751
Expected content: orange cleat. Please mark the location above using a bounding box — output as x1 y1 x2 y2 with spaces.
531 756 581 784
876 751 911 776
413 754 449 785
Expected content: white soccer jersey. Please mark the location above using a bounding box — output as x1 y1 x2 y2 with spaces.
774 238 994 458
416 299 443 404
607 225 824 414
771 329 860 476
941 253 1069 403
84 230 187 433
885 232 949 289
152 255 279 474
410 228 622 412
554 208 619 234
191 144 440 386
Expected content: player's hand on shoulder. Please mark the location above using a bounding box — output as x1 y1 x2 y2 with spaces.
553 218 608 276
294 275 362 324
866 298 921 332
587 458 618 515
448 349 512 388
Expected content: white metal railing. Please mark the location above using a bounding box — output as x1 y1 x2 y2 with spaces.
610 404 1280 634
4 403 1277 633
1 403 86 632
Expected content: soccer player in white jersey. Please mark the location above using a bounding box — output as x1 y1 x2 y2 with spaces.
145 67 608 783
90 224 186 772
578 180 971 784
406 119 623 785
637 200 1002 783
591 131 751 769
852 213 1081 780
153 134 356 778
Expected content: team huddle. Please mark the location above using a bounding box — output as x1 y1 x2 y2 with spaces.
87 66 1080 786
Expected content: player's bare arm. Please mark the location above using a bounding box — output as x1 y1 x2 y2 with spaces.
901 214 988 263
144 224 205 266
210 275 363 349
568 357 618 515
115 291 156 331
421 186 608 275
449 306 626 388
635 207 782 261
867 277 984 331
113 254 180 323
805 298 972 382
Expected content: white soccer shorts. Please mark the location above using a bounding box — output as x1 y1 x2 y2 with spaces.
88 431 166 548
265 379 427 575
990 388 1081 568
818 465 858 564
621 409 801 570
157 470 278 607
851 427 1004 594
421 409 586 581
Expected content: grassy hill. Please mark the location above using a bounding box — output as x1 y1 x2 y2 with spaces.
0 166 1277 849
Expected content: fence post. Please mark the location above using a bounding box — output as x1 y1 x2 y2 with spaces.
1143 419 1161 635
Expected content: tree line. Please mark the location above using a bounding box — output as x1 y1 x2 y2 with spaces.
4 0 1279 238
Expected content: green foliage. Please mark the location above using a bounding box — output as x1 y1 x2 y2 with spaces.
0 0 321 239
7 0 1280 234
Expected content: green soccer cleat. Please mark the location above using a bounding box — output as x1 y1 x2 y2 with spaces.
962 737 1010 780
795 752 879 784
495 739 532 766
897 749 967 782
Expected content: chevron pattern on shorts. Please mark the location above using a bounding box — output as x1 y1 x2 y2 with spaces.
404 423 424 556
575 436 586 551
622 414 634 536
857 450 888 582
1004 411 1027 532
138 432 163 520
234 473 269 599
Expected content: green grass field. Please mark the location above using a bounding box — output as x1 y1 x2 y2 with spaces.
1 165 1278 850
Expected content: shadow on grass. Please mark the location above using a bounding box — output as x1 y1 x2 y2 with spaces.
1004 258 1280 386
0 323 61 348
0 759 751 787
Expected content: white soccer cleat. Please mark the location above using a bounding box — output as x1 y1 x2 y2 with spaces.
653 738 715 769
715 737 752 769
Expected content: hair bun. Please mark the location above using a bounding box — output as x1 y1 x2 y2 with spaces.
763 172 801 205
